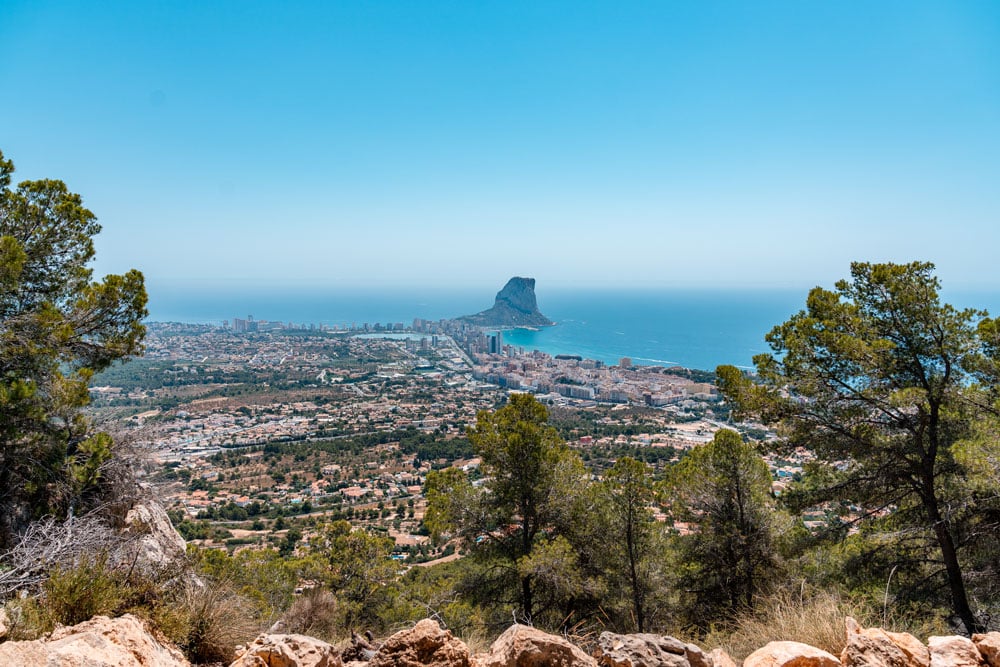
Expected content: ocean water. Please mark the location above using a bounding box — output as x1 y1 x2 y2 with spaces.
147 285 1000 372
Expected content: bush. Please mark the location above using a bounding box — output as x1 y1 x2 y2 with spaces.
41 554 130 626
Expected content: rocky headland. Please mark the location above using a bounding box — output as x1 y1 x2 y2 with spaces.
459 277 554 328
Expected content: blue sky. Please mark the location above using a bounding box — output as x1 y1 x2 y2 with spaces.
2 1 999 291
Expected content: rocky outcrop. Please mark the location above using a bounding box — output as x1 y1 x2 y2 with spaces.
841 617 929 667
368 619 470 667
459 277 553 328
974 633 1000 667
927 636 983 667
229 633 341 667
593 631 710 667
743 641 842 667
122 498 187 572
476 623 596 667
0 614 190 667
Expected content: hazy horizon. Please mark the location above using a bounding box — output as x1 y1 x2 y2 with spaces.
3 2 999 291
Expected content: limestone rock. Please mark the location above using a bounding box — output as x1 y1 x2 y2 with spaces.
459 277 553 328
229 633 341 667
708 648 737 667
476 623 596 667
0 614 190 667
841 617 929 667
368 619 471 667
928 636 983 667
743 641 841 667
593 631 707 667
973 633 1000 667
123 498 187 570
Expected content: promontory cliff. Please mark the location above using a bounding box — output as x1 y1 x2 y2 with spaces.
459 277 554 327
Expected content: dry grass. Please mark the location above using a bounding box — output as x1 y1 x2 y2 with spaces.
702 589 875 661
163 579 261 664
281 587 340 642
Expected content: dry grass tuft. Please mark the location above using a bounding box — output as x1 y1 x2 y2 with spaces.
165 579 261 664
702 589 875 661
281 587 340 642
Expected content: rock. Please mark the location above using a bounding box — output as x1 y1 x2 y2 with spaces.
459 277 554 328
476 623 596 667
974 633 1000 667
0 606 9 640
841 617 929 667
927 636 983 667
0 614 190 667
593 631 706 667
342 630 379 663
122 498 187 571
368 619 471 667
743 641 841 667
708 648 737 667
229 633 341 667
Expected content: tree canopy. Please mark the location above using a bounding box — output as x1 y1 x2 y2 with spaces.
0 149 147 548
665 428 777 626
717 261 999 634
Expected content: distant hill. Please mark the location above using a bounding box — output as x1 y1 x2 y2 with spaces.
459 277 554 327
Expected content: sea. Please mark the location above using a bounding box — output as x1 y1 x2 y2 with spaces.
148 285 1000 373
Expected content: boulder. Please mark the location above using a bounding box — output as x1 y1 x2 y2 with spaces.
974 633 1000 667
367 619 471 667
593 631 708 667
0 606 9 640
476 624 596 667
743 641 841 667
0 614 190 667
229 633 341 667
841 617 929 667
927 636 983 667
123 498 187 571
708 648 737 667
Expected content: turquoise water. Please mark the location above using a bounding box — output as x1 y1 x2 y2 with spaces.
147 285 1000 372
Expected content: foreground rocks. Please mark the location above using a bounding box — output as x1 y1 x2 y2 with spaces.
841 616 930 667
477 623 596 667
230 633 341 667
2 613 998 667
594 631 715 667
368 619 471 667
975 633 1000 667
0 614 190 667
743 641 841 667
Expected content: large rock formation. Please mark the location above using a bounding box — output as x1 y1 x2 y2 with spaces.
459 277 553 328
122 498 188 573
0 614 190 667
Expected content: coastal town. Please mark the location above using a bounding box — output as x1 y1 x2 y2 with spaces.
87 314 817 559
